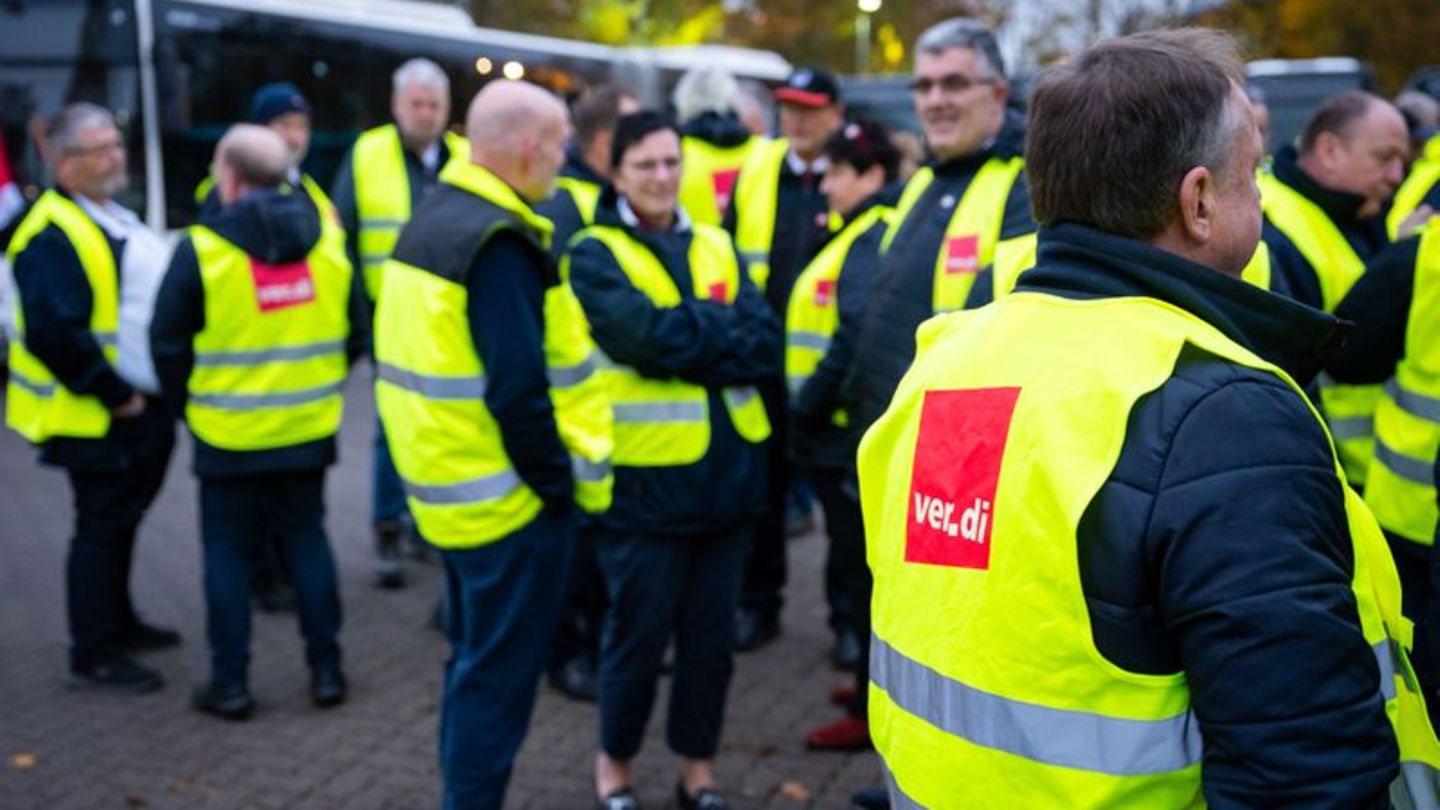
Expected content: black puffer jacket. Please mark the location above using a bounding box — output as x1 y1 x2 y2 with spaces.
846 111 1035 433
1015 222 1395 809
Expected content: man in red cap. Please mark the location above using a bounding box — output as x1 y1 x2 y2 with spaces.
727 68 845 652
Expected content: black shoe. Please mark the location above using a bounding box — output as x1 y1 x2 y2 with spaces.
191 682 254 720
374 522 407 589
734 610 780 652
595 787 643 810
121 622 182 653
546 656 597 702
832 628 861 671
676 782 729 810
851 787 890 809
69 657 165 694
311 665 347 708
253 581 298 613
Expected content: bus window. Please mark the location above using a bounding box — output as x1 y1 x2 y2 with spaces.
0 0 148 217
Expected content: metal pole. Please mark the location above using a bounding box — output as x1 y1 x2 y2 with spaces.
856 12 871 75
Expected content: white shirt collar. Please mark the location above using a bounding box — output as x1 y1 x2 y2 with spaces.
786 150 830 176
73 195 142 240
618 196 691 233
419 142 441 172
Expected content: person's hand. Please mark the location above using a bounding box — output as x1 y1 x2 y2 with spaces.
1397 205 1435 240
111 392 146 418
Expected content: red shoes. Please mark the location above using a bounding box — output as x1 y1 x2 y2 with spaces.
805 715 872 751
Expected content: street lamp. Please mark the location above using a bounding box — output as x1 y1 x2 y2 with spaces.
856 0 882 75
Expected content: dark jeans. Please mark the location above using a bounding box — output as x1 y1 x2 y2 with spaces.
809 466 866 635
1390 532 1440 728
439 511 574 810
742 379 788 617
548 525 607 669
595 525 750 759
198 470 342 688
372 414 408 526
65 410 175 669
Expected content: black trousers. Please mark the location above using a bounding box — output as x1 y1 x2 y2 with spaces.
741 379 788 616
65 410 175 669
548 525 607 669
807 467 872 718
595 525 750 759
198 470 341 688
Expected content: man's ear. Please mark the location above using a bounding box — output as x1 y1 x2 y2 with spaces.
1176 164 1216 245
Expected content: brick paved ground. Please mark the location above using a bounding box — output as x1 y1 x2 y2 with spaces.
0 377 882 809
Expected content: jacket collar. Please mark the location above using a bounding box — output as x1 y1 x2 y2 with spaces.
1017 222 1345 385
1271 144 1369 225
929 108 1026 177
561 144 606 187
440 161 553 244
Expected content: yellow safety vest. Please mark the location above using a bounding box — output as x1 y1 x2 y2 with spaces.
5 190 118 443
553 176 602 228
567 222 771 467
880 157 1028 313
375 161 612 548
731 137 791 291
352 124 469 300
194 173 338 223
1367 223 1440 546
784 204 890 425
1389 136 1440 240
1261 170 1384 485
184 215 352 451
680 135 766 227
859 290 1440 809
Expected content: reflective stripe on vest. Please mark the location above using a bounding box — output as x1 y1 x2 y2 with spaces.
1366 224 1440 545
680 135 765 227
859 290 1440 808
185 219 351 451
784 205 888 418
1389 136 1440 240
374 161 611 548
880 157 1027 313
1261 171 1383 485
731 138 790 291
352 125 468 299
5 190 118 443
571 222 771 467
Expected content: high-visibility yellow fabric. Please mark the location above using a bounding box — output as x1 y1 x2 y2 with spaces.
859 289 1440 809
374 161 612 548
680 135 766 227
185 215 351 451
731 138 791 291
5 190 118 442
1366 223 1440 545
568 222 771 467
784 205 890 426
880 157 1027 312
1261 170 1382 485
194 173 338 224
1389 136 1440 240
554 176 601 228
352 124 469 299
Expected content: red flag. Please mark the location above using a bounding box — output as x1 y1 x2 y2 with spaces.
0 137 22 230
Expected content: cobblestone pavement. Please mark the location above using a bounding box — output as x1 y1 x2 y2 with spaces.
0 377 882 809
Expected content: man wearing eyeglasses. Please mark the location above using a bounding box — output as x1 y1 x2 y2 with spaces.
7 102 179 693
846 17 1036 436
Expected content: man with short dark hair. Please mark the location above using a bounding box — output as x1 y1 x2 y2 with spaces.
859 28 1434 806
1260 90 1409 488
151 124 366 719
8 102 179 694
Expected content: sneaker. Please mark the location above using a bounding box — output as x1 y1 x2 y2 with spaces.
311 665 347 708
676 783 729 810
121 622 182 653
68 657 165 694
547 656 598 702
374 521 407 589
192 682 254 720
830 682 858 707
805 715 872 751
595 787 643 810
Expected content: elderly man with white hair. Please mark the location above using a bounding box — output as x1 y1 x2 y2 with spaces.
674 66 767 226
331 57 469 590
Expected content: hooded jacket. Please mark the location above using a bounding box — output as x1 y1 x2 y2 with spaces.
150 188 368 477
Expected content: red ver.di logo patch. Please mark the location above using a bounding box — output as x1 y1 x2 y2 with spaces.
712 169 740 219
945 234 980 275
251 258 316 313
906 387 1020 569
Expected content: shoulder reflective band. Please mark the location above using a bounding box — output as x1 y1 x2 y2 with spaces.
613 402 707 423
869 635 1202 775
188 381 344 410
725 386 758 406
358 217 406 230
548 354 598 389
1388 379 1440 423
403 468 523 505
1329 416 1377 441
1374 440 1437 486
8 369 56 397
1378 638 1400 702
788 331 832 352
377 363 486 400
194 339 345 367
572 455 612 483
95 331 118 348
